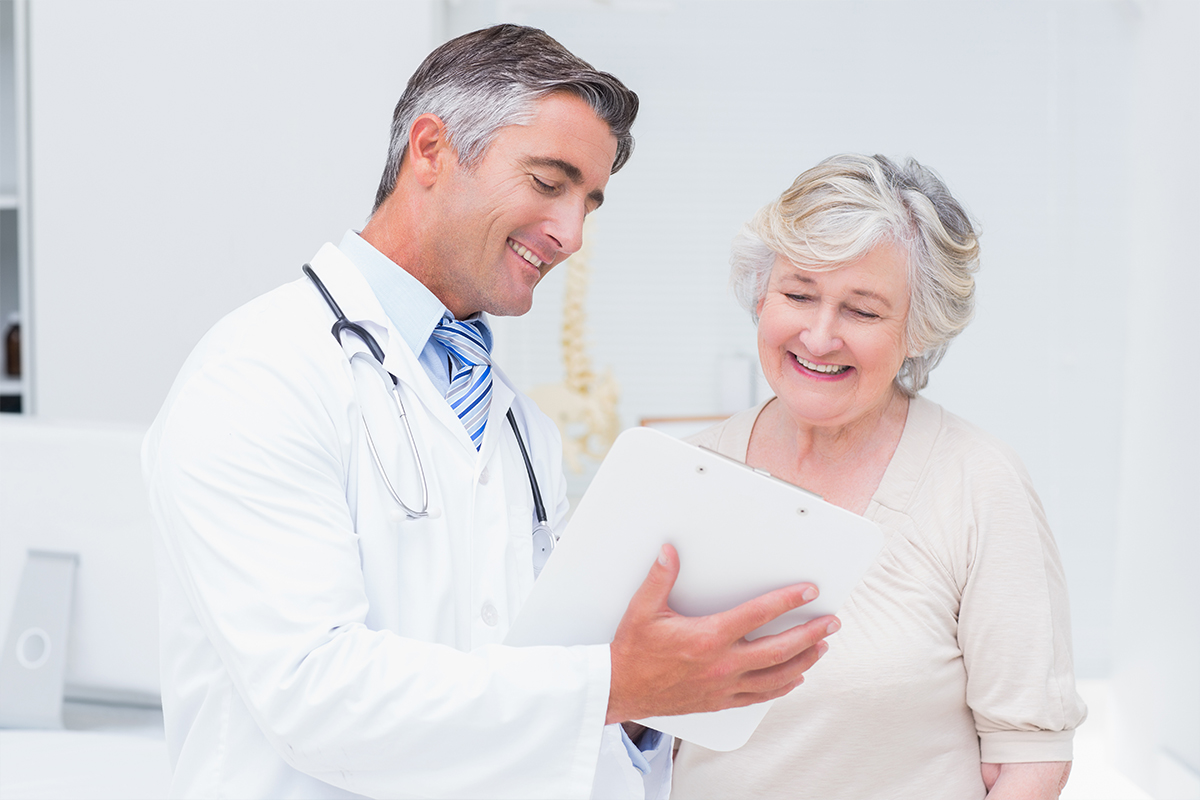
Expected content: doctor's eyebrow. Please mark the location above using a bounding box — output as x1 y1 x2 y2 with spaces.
522 157 606 208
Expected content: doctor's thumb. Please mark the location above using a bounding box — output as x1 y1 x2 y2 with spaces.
636 544 681 607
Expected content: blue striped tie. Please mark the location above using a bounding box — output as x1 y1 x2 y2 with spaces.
431 318 492 450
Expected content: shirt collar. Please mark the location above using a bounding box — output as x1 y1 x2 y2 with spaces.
338 230 493 355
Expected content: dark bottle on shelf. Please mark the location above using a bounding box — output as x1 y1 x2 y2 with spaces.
5 313 19 378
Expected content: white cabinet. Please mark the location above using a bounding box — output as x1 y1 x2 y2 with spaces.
0 0 27 413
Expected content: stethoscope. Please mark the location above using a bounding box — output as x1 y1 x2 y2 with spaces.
303 265 557 574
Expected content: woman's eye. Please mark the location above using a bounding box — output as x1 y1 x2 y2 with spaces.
784 293 812 303
851 308 880 320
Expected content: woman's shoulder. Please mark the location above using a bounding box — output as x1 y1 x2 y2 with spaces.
883 399 1054 594
898 396 1040 514
911 396 1030 475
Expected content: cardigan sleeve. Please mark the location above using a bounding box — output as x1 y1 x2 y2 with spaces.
951 429 1088 763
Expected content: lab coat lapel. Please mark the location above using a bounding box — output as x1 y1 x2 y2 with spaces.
478 368 516 466
307 243 480 456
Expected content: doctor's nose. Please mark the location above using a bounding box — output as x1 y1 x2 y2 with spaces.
544 201 587 257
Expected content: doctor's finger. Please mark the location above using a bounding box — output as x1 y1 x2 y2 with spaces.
699 641 831 712
740 635 833 692
722 673 814 710
736 614 841 672
711 582 823 640
621 544 681 620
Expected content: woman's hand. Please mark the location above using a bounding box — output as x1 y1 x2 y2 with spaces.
982 761 1071 798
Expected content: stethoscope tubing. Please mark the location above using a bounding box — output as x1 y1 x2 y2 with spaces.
506 409 547 525
304 264 387 364
304 264 430 518
303 264 547 529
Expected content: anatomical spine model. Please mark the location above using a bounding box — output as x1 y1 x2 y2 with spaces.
527 222 620 473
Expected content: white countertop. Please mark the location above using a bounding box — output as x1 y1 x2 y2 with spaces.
0 701 170 800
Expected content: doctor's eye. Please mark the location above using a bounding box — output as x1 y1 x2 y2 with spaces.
531 175 560 195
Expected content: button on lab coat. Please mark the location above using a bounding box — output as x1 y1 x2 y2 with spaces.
144 243 652 799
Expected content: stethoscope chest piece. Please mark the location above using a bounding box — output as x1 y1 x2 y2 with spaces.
531 524 556 576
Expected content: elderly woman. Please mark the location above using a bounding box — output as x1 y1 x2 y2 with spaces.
671 154 1086 799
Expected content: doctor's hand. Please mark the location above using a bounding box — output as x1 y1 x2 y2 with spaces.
605 544 839 725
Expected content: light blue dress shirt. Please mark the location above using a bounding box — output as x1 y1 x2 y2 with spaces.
339 230 492 394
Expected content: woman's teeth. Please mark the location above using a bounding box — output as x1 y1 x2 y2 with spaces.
508 239 544 268
796 355 849 374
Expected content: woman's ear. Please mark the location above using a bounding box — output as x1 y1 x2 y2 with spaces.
408 113 454 187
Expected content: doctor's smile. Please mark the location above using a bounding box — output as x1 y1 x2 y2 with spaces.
507 237 546 268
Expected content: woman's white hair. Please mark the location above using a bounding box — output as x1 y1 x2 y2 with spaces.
731 154 980 396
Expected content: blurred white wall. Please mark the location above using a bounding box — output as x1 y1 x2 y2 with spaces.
1110 1 1199 795
26 0 434 423
15 0 1198 791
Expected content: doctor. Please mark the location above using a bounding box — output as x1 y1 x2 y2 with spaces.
144 24 839 800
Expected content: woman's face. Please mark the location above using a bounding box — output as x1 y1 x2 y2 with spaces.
756 241 911 432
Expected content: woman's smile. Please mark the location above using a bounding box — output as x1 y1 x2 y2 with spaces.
791 353 852 377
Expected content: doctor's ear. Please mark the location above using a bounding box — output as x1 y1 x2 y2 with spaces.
408 114 456 187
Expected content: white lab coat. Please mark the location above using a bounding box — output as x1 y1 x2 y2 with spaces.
144 243 665 799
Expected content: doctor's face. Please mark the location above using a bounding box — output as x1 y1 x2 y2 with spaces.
429 92 618 318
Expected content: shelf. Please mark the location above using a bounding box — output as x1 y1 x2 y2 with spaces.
2 1 29 415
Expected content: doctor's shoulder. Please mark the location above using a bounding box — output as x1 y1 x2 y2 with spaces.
156 277 356 425
181 278 343 370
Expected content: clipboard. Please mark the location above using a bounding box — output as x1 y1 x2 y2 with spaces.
504 426 884 751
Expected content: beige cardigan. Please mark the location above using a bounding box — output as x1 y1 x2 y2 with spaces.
672 395 1086 800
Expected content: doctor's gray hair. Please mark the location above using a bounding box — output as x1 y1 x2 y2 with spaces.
730 154 980 396
371 24 639 212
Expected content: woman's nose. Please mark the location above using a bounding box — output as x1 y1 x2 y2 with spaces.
799 306 842 356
